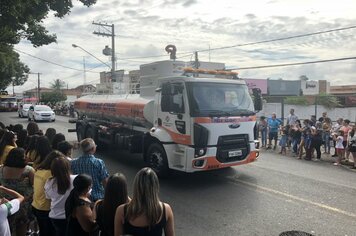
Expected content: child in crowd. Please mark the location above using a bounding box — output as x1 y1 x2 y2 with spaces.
333 130 344 166
279 125 288 155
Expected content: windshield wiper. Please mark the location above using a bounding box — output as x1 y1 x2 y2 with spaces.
230 109 255 116
204 110 232 117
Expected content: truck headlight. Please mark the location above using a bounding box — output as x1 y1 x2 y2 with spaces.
194 148 207 157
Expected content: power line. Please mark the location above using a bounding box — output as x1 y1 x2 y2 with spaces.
14 48 100 73
57 63 105 82
196 25 356 53
118 25 356 60
230 56 356 70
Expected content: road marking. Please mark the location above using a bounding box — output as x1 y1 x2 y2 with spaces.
227 177 356 219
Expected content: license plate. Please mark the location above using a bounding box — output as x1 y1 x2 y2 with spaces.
228 150 242 157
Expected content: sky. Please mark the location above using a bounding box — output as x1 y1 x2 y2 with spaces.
9 0 356 93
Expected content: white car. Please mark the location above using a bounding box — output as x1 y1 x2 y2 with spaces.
18 104 32 118
28 105 55 122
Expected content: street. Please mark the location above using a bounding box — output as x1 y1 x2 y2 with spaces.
1 112 356 236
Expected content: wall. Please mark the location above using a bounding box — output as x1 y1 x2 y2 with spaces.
257 102 356 123
267 80 301 96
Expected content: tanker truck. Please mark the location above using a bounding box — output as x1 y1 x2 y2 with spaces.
73 59 262 176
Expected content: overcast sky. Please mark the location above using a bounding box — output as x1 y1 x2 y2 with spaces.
9 0 356 93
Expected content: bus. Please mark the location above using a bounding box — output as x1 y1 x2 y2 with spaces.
0 91 17 112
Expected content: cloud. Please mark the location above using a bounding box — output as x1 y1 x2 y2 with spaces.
9 0 356 94
161 0 198 7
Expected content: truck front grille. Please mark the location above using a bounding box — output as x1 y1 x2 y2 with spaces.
216 134 249 163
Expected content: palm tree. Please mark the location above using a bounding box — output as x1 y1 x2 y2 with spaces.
50 79 66 91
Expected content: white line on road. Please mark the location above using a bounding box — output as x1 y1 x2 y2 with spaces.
227 177 356 219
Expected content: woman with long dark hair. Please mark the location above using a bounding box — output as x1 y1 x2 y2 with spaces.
16 129 28 149
32 151 63 236
114 167 175 236
65 174 97 236
45 128 57 144
45 156 76 236
0 130 17 164
33 136 52 169
26 121 39 136
94 173 129 236
25 134 39 164
0 147 34 236
51 133 65 150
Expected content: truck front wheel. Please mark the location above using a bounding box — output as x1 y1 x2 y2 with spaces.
146 143 169 177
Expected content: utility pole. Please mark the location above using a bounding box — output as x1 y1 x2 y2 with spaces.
194 51 199 77
83 56 87 85
37 73 41 104
93 22 115 81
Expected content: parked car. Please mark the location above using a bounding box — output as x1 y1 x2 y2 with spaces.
28 105 55 122
18 104 32 118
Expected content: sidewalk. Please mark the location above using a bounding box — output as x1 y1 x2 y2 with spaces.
260 146 356 170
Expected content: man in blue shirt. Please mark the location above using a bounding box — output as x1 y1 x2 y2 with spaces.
71 138 109 201
267 113 282 150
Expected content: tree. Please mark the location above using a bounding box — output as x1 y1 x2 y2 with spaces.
0 0 96 89
299 75 309 81
0 44 30 90
284 96 309 105
41 91 67 105
50 79 66 91
316 93 341 109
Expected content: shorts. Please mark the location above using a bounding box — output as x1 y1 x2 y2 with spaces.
269 132 278 141
336 148 344 155
342 141 347 148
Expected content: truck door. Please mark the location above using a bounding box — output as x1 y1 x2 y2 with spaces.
159 82 191 145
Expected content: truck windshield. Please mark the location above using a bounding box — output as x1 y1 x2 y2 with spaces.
186 82 255 117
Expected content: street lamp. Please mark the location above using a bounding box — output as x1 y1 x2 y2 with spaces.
72 44 111 69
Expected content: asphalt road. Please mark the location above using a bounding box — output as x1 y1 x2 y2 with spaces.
1 112 356 236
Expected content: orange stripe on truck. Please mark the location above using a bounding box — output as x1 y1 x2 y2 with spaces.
75 100 146 119
194 116 256 124
193 150 259 170
161 127 192 145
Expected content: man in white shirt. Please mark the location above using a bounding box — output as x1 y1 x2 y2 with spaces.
0 186 24 236
287 108 298 126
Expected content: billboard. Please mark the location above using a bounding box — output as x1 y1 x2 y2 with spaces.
244 79 268 94
301 80 319 95
267 79 301 96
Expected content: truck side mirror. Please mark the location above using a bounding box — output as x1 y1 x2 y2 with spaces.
252 88 263 111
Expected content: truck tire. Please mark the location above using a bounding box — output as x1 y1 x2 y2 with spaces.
146 143 169 177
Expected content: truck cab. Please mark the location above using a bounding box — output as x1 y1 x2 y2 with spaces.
143 62 261 174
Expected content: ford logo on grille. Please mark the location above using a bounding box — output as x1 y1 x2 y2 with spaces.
229 123 240 129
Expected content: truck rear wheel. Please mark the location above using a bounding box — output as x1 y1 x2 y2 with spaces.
146 143 169 177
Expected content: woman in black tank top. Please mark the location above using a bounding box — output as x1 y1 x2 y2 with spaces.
114 167 175 236
65 174 97 236
94 173 129 236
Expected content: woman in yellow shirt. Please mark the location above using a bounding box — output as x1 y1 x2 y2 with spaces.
0 130 17 164
32 150 64 236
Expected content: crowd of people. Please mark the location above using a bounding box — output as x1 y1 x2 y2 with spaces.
258 109 356 168
0 121 175 236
